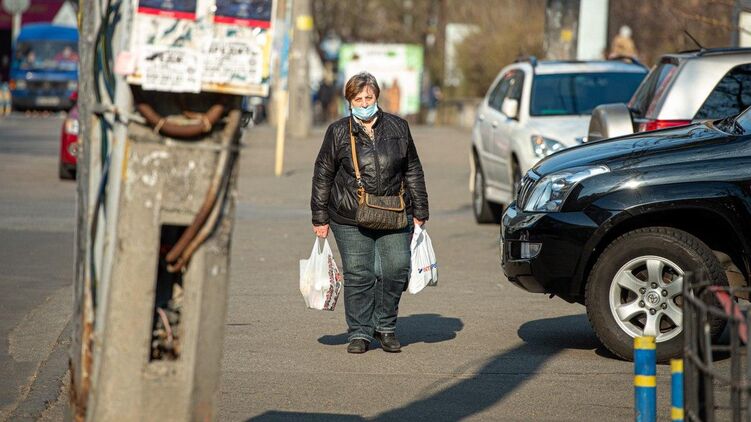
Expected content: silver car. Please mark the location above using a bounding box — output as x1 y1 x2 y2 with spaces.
589 48 751 141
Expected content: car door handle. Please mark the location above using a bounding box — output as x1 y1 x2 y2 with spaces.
492 121 499 128
478 114 485 122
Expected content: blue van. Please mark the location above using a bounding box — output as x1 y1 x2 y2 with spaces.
10 24 78 111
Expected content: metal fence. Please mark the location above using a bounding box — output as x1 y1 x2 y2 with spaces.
684 275 751 422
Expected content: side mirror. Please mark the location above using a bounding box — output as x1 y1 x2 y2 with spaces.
502 98 519 120
588 103 633 142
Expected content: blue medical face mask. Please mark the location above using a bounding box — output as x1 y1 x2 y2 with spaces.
351 102 378 121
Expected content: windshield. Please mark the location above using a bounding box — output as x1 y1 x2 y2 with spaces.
530 72 645 116
13 40 79 71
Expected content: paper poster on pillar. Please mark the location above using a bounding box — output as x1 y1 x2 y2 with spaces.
137 0 197 20
203 39 264 86
205 0 273 95
213 0 271 28
131 0 212 50
127 0 275 96
140 46 204 93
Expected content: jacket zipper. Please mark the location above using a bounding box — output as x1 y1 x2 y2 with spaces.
371 128 382 195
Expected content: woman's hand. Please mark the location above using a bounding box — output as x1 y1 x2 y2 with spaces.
313 224 329 238
413 218 425 227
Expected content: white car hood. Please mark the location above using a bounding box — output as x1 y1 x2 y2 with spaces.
525 115 591 147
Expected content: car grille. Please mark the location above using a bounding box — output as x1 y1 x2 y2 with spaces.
517 171 540 209
27 80 68 91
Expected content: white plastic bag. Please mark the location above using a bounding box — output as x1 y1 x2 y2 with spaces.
408 224 438 294
299 238 343 310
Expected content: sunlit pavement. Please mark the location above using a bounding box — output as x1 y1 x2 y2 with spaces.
218 123 672 421
0 116 674 421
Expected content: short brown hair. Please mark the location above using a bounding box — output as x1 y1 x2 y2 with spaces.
344 72 380 102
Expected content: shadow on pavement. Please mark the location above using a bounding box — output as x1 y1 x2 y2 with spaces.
517 313 601 351
370 313 599 421
248 412 365 421
254 313 599 421
317 313 464 347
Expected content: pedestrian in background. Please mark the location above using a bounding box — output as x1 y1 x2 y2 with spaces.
608 25 639 60
426 84 442 125
316 64 337 123
382 78 402 114
310 71 429 354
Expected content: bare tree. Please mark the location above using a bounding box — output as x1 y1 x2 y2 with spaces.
312 0 741 98
608 0 736 66
311 0 545 98
453 0 546 97
312 1 434 46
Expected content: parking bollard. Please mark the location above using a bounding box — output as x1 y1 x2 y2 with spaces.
634 336 656 422
671 359 684 422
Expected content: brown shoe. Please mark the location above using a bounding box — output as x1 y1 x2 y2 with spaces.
347 339 369 354
375 332 401 352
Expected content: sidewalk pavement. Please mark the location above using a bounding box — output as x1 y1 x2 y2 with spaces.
217 123 672 421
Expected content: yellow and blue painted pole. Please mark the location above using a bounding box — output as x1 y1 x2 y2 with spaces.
671 359 684 422
634 336 656 422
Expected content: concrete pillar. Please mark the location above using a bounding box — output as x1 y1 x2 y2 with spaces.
86 114 241 421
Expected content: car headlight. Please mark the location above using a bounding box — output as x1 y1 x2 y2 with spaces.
64 118 79 135
14 79 26 90
531 135 564 159
67 80 78 91
523 165 609 212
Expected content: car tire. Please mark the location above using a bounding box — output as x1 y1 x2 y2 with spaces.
472 155 500 224
585 227 727 362
59 161 75 180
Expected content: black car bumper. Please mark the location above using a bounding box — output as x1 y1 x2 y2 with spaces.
501 203 602 300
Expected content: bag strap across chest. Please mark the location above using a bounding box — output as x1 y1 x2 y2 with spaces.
348 119 404 201
348 119 363 186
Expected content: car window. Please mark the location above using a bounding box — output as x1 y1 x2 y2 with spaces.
505 71 524 101
488 72 513 111
628 60 678 118
529 72 644 116
644 65 679 118
694 64 751 120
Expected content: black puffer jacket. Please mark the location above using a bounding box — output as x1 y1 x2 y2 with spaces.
311 110 429 226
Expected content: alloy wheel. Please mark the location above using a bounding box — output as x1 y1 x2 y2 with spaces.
608 255 684 343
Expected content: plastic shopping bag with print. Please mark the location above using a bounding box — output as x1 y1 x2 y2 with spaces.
408 224 438 294
299 237 343 310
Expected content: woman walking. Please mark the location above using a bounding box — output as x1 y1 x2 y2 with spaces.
310 72 429 354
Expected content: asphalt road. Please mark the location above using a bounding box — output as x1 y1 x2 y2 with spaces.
0 113 74 421
0 115 676 421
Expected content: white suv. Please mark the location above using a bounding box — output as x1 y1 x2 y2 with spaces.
470 58 647 223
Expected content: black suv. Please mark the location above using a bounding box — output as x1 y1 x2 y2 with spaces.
501 110 751 361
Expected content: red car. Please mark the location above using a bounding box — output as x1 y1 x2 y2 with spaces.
59 94 78 179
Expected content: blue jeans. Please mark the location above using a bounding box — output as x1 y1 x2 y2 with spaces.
330 219 413 343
